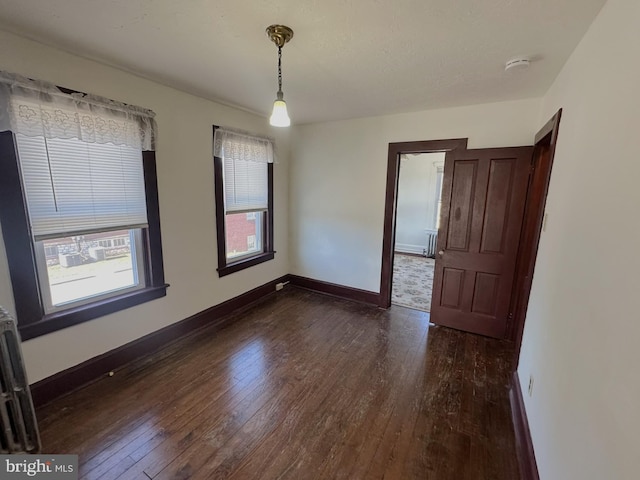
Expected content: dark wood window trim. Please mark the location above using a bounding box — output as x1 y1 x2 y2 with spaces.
0 132 168 341
379 138 469 307
213 126 275 277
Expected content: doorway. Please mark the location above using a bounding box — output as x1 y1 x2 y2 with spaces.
379 138 468 309
391 152 444 312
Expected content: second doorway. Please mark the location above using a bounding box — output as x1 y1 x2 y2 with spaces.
391 152 444 313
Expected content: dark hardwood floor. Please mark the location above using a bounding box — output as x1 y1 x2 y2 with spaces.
36 287 520 479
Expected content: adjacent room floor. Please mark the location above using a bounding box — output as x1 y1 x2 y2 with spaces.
392 253 435 312
36 288 520 480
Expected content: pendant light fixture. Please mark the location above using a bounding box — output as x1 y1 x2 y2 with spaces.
266 25 293 127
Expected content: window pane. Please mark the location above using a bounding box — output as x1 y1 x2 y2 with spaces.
38 229 145 310
225 212 263 260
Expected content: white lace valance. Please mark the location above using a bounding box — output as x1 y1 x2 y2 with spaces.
213 127 274 164
0 71 156 151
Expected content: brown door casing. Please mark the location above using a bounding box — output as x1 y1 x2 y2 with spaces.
510 109 562 357
430 147 533 339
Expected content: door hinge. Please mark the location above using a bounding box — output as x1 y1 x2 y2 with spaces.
508 312 514 320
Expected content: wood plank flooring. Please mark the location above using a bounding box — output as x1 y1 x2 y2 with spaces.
36 287 520 479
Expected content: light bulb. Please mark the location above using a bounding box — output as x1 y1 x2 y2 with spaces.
269 98 290 127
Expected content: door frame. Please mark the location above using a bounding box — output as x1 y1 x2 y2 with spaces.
379 138 468 308
509 109 562 360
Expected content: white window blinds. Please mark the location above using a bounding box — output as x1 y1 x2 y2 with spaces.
214 128 273 213
16 134 148 240
223 159 268 213
0 71 156 241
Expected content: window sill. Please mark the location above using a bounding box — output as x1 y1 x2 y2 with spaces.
18 284 169 341
217 252 275 277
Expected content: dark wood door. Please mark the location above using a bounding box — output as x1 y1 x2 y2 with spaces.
431 147 533 339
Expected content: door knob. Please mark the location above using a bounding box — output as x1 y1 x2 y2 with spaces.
438 250 445 256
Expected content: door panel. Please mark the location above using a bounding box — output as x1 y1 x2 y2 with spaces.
441 268 465 308
447 161 477 250
471 272 499 316
431 147 533 339
481 159 514 253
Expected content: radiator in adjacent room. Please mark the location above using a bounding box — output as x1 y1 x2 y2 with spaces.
424 229 438 257
0 306 41 454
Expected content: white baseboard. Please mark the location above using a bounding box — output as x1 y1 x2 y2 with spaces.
395 243 426 255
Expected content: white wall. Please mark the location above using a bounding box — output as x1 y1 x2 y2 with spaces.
395 152 444 254
517 0 640 478
290 98 540 292
0 30 290 383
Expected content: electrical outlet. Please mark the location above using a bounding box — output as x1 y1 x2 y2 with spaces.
275 283 284 291
528 375 534 397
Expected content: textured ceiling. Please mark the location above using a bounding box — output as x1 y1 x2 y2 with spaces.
0 0 606 125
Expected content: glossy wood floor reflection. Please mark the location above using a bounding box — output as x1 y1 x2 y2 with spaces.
36 288 520 480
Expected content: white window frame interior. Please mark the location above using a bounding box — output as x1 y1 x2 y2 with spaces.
34 229 147 314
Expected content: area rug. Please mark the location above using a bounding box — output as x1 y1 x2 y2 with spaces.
392 253 435 312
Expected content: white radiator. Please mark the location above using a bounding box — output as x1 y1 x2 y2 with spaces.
0 306 40 454
424 229 438 257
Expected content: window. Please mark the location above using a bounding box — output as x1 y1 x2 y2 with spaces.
213 126 274 276
44 245 59 257
247 234 257 250
113 238 127 247
225 213 263 259
36 229 144 314
434 166 445 229
0 72 167 340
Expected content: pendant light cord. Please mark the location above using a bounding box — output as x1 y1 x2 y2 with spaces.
277 46 283 94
